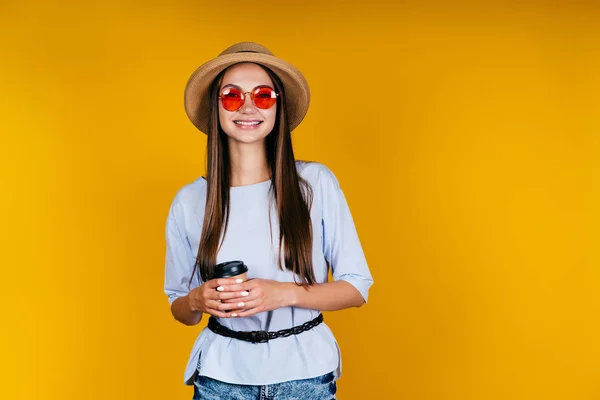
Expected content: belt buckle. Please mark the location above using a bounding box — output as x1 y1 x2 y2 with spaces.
250 330 269 344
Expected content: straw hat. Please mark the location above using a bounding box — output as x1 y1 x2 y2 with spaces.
184 42 310 135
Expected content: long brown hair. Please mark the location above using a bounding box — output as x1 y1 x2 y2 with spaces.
190 64 315 286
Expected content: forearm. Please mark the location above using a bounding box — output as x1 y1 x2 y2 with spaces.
286 280 365 311
171 295 203 326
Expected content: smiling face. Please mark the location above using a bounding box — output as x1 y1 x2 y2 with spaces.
218 63 277 145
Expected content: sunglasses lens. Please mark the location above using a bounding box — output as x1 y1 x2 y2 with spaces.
253 87 277 109
220 88 243 111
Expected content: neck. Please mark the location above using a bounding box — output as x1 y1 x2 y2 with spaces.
227 139 270 187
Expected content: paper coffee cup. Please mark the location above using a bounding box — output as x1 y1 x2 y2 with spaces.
211 261 249 314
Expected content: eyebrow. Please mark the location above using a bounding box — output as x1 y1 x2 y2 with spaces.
221 83 275 91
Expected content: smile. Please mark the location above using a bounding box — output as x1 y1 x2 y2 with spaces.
234 120 263 126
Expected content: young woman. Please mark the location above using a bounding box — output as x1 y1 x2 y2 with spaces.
164 42 374 400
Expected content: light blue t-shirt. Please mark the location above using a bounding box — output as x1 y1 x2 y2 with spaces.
164 161 374 385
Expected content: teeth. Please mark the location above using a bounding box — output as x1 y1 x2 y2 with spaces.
234 121 261 126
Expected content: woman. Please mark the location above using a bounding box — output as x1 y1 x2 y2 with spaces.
164 42 374 400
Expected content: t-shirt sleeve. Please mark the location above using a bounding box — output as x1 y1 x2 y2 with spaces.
164 193 200 306
320 165 374 302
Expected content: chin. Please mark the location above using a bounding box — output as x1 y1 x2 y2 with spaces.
232 135 268 145
222 124 273 144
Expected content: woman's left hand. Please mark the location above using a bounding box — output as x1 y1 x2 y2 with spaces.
221 279 292 318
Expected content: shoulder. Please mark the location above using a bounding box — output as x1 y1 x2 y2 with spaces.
168 176 208 217
295 160 341 190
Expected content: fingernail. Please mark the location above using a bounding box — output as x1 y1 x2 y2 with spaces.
235 278 243 284
231 313 238 317
237 302 245 307
216 286 224 292
241 291 249 297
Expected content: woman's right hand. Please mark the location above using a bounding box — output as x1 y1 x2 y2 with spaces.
187 278 249 318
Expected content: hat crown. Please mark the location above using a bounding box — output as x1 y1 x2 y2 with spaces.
219 42 274 57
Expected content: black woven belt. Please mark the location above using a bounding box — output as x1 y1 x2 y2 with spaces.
207 314 323 344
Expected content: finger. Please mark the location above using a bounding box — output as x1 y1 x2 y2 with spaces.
240 279 261 291
208 278 243 288
232 299 260 310
216 278 245 286
219 300 249 311
209 300 244 312
205 289 248 301
226 285 263 302
216 291 251 301
215 283 245 293
220 293 254 304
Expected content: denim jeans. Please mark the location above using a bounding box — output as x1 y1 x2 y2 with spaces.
192 371 337 400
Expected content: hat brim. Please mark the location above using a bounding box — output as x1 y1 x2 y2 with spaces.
184 53 310 135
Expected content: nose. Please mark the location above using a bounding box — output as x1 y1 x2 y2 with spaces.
239 92 256 114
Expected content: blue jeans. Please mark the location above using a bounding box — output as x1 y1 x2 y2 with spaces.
192 372 337 400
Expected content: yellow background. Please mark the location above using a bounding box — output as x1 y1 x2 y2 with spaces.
1 1 599 399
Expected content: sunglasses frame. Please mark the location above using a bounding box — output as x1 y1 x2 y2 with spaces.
218 84 279 112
